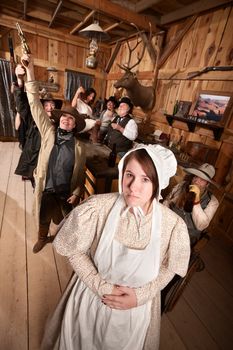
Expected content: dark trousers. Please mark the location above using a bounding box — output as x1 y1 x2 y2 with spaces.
39 191 72 239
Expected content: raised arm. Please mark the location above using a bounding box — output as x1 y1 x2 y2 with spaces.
71 86 85 108
21 53 52 136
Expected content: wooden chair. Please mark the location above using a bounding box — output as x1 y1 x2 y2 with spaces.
161 231 210 313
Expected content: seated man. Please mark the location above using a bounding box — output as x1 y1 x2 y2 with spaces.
104 97 138 157
163 163 219 245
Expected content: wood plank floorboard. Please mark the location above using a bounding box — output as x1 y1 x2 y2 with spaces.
0 142 28 350
0 142 233 350
160 314 186 349
202 237 233 295
183 280 233 349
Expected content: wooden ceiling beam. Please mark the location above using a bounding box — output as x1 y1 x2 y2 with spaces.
69 0 158 33
23 0 28 20
135 0 161 13
105 40 121 73
70 9 96 34
49 0 63 28
161 0 233 25
104 22 123 32
110 1 135 11
0 14 109 48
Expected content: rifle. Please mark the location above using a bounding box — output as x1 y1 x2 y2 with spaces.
187 65 233 79
8 35 17 84
16 22 31 66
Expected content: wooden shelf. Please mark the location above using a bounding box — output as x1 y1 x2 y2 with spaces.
165 114 224 141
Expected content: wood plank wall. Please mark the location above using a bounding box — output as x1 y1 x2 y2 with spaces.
0 29 110 102
0 6 232 189
106 6 233 190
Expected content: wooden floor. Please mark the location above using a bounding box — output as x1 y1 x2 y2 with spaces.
0 141 233 350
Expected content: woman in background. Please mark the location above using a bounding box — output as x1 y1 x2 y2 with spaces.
71 86 100 143
71 86 96 118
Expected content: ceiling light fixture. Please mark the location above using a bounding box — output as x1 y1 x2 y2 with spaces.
79 21 109 69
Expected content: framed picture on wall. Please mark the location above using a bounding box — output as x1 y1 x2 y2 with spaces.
174 101 192 117
190 91 233 126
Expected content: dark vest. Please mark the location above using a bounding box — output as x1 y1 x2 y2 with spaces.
45 135 75 194
170 191 212 244
107 114 133 153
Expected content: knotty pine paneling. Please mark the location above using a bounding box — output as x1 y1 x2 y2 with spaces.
106 5 233 189
0 28 110 101
214 7 233 66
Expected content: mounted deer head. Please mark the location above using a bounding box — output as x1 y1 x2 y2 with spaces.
114 24 159 113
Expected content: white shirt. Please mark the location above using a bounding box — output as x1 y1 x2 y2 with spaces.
122 118 138 140
76 98 93 118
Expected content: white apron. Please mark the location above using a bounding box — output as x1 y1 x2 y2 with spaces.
58 195 161 350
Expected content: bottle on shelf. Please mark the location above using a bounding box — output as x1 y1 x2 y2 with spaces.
168 134 173 148
176 135 183 151
173 100 179 115
108 143 117 167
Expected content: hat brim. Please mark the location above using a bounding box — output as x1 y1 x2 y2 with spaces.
119 98 133 110
51 109 86 133
184 167 217 186
106 98 119 108
40 99 63 109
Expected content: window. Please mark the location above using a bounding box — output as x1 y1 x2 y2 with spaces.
65 70 94 101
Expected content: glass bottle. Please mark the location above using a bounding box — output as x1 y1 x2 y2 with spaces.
176 135 183 151
108 143 117 167
173 100 179 115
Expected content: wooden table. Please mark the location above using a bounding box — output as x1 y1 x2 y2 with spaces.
83 141 119 197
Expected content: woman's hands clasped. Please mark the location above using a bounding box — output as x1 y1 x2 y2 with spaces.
102 285 137 310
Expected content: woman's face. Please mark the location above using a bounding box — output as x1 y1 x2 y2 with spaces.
122 158 154 214
59 113 76 131
86 92 95 103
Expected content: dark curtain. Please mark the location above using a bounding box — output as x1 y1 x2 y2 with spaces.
65 70 94 102
0 59 16 138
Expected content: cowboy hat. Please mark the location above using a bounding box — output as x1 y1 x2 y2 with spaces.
119 97 134 111
51 106 86 133
40 98 63 109
106 96 119 108
185 163 216 184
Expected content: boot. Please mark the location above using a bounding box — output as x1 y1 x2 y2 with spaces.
32 236 54 254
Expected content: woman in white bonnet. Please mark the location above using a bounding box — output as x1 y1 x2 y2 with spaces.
41 144 190 350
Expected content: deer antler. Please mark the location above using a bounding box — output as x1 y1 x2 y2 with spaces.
117 23 151 71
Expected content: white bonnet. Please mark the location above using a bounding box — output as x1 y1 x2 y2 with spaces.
118 144 177 199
